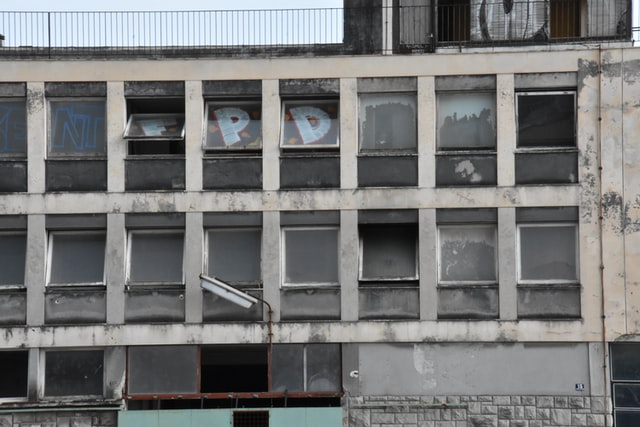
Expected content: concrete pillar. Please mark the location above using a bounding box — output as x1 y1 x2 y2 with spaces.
340 209 359 321
418 76 436 188
498 207 517 320
106 213 126 324
184 212 204 323
496 73 515 187
419 208 437 320
340 78 358 189
106 81 125 193
185 80 204 192
26 82 45 194
262 211 281 322
262 80 280 191
25 214 45 326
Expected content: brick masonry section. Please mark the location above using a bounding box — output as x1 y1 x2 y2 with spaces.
347 395 609 427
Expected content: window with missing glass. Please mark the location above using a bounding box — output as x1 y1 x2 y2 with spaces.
281 100 339 149
47 231 106 286
359 225 418 281
127 230 184 285
0 232 26 286
516 91 576 148
282 227 339 286
48 99 106 157
0 100 27 157
204 101 262 151
518 224 578 283
438 225 497 284
0 350 28 399
436 92 496 151
272 344 341 393
206 228 262 285
359 93 417 152
124 114 185 140
44 350 104 397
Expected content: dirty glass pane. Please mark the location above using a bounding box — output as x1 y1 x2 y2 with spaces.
519 225 577 282
272 344 304 392
284 228 338 285
436 92 496 150
361 226 417 280
128 346 198 395
48 100 106 157
124 114 185 140
281 100 339 148
611 343 640 381
129 231 184 284
306 344 341 392
517 92 575 147
0 100 27 157
614 384 640 408
359 94 417 151
49 232 106 285
0 350 28 398
0 232 26 286
204 101 262 150
616 411 640 427
207 229 261 284
439 226 497 282
45 350 103 396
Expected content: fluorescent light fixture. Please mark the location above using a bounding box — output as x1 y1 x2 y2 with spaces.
199 274 258 309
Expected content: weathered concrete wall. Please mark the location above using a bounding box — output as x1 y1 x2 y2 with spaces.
0 412 117 427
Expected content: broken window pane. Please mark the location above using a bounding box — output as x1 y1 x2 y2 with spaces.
439 225 497 283
0 232 26 286
201 345 268 393
0 100 27 157
0 350 28 398
281 100 339 149
436 92 496 150
359 94 417 151
519 224 578 282
45 350 103 397
204 101 262 150
207 228 261 284
360 225 417 280
48 100 106 157
128 346 198 395
272 344 341 393
517 92 576 147
283 228 339 286
48 231 106 285
128 231 184 284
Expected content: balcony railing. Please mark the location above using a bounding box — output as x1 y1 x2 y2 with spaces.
0 2 637 59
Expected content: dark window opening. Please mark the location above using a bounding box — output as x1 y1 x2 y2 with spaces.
126 397 342 410
126 98 185 156
551 0 582 38
233 411 269 427
201 345 268 393
517 92 576 148
437 0 470 42
45 350 104 397
0 350 28 398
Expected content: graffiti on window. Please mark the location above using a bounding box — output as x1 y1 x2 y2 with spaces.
49 101 106 156
281 100 339 148
0 101 27 155
204 102 262 150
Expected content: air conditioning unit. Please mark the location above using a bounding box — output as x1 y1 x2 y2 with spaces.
470 0 549 42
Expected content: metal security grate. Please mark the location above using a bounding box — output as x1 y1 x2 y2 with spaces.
233 411 269 427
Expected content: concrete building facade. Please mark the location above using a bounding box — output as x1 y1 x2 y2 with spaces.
0 1 639 426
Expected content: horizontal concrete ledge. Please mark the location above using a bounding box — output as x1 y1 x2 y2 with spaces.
351 402 468 409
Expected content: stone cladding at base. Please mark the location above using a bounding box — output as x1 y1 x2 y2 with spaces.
0 411 116 427
347 395 610 427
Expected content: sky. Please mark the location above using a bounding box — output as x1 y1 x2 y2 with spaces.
1 0 343 11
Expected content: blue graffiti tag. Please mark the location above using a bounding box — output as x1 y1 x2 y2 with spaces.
0 102 27 154
50 101 106 154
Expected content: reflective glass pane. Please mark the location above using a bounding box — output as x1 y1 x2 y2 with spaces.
519 225 577 281
49 100 106 156
361 226 417 279
439 226 497 282
281 100 339 148
272 344 304 392
359 94 417 151
49 232 106 285
128 346 198 395
0 233 26 285
284 228 338 285
437 92 496 150
205 102 262 149
124 114 185 140
612 343 640 381
0 100 27 156
129 232 184 283
45 350 103 396
517 92 575 147
306 344 341 392
208 229 261 283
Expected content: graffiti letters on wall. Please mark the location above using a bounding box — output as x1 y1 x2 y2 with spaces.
49 101 106 156
0 101 27 155
281 100 339 148
204 102 262 150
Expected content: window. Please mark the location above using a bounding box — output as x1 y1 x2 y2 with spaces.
0 350 28 399
436 91 496 151
611 343 640 426
47 231 106 286
437 0 470 42
128 230 184 285
281 100 339 149
272 344 341 393
550 0 581 38
282 227 339 286
206 228 261 285
48 99 106 157
438 225 497 284
125 94 185 156
359 225 417 281
124 113 185 140
204 101 262 151
517 224 578 283
0 99 27 157
359 93 416 152
128 346 198 395
0 232 26 286
44 350 104 397
516 91 576 148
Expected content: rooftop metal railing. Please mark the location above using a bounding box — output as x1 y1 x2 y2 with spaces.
0 2 637 59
